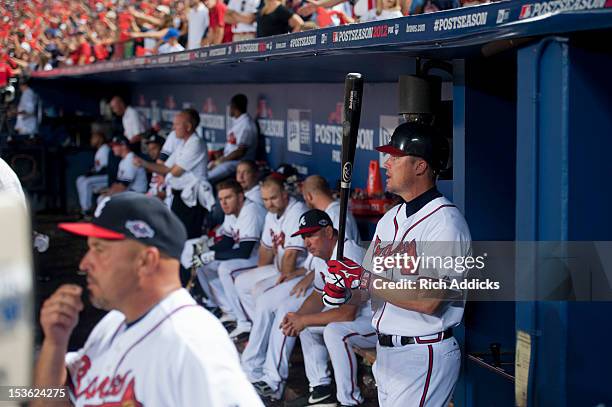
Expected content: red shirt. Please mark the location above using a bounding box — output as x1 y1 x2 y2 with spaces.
209 2 227 29
0 62 13 87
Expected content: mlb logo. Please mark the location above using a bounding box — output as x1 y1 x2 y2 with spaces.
332 32 338 42
519 4 532 19
496 9 510 23
321 34 327 44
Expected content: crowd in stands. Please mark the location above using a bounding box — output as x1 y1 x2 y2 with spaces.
0 0 491 74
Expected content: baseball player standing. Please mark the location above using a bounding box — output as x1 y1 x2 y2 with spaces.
323 122 472 407
33 192 263 407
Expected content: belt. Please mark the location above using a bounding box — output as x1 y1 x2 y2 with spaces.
378 328 453 347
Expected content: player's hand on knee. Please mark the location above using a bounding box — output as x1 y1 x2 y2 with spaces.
198 250 215 265
327 258 364 290
40 284 84 347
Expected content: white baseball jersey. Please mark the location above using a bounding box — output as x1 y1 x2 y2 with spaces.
227 0 260 33
94 144 110 173
325 200 361 243
261 197 308 269
218 198 267 256
122 106 146 140
165 133 208 182
117 152 148 193
367 191 472 337
160 131 184 161
224 113 257 161
0 157 26 208
65 289 263 407
245 184 264 207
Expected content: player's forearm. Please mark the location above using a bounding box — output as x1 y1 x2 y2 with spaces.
221 147 246 162
257 246 274 266
142 160 170 175
296 292 324 315
303 305 358 327
280 250 299 275
33 340 69 401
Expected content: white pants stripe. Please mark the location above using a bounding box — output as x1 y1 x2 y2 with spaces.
373 337 460 407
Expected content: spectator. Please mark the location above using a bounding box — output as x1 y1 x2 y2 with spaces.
109 95 146 152
158 28 185 54
99 135 148 197
208 94 258 184
75 31 93 65
236 160 264 207
14 77 39 140
76 130 111 215
257 0 304 37
202 0 227 46
187 0 209 49
224 0 260 42
134 109 210 238
362 0 404 21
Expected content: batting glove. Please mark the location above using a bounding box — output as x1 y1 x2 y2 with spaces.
322 277 351 308
327 258 365 290
199 250 216 265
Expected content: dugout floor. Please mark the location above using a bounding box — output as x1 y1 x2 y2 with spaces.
34 214 379 406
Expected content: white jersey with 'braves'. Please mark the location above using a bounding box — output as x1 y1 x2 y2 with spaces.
224 113 258 161
368 193 471 337
218 198 267 257
117 152 148 193
261 197 309 269
65 289 263 407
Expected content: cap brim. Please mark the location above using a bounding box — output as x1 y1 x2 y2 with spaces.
58 222 125 240
291 226 322 237
375 144 407 156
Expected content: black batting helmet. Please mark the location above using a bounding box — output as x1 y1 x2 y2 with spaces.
375 122 449 173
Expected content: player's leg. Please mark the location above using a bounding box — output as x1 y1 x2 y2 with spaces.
208 160 239 184
76 175 88 212
195 261 221 309
201 260 234 316
217 258 258 325
300 326 332 387
374 337 461 407
240 274 294 382
258 280 311 394
323 316 377 406
233 264 278 329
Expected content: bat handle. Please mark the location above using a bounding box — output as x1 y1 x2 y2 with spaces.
336 188 350 260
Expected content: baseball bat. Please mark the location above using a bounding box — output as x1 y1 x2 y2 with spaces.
337 73 364 260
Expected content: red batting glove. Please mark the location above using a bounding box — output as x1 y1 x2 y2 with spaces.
322 278 350 308
327 258 365 290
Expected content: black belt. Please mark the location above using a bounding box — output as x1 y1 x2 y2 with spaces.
378 328 453 347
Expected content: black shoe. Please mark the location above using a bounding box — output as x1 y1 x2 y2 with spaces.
285 385 336 407
253 381 278 399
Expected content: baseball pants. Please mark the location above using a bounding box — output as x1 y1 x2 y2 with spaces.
208 160 239 184
373 336 461 407
258 284 313 392
233 264 279 325
323 316 377 406
76 174 107 211
217 257 259 325
241 275 311 385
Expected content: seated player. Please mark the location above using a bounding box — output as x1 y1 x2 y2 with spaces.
192 179 266 334
99 135 148 197
76 130 110 215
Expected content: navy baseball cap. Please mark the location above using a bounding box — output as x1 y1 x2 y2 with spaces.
145 134 165 145
291 209 333 237
59 192 187 259
110 135 129 146
163 28 179 41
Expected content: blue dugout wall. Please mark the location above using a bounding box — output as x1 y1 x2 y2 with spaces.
32 1 612 405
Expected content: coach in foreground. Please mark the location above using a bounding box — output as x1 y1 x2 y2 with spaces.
33 192 262 407
324 122 472 406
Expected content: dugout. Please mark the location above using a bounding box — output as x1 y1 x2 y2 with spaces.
30 1 612 405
